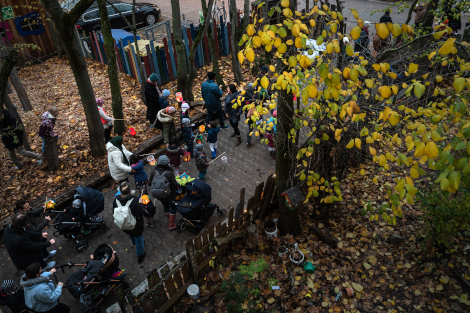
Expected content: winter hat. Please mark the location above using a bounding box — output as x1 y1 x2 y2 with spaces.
158 155 170 165
72 199 82 208
165 106 176 114
149 73 159 82
343 37 350 44
182 118 191 126
272 110 277 118
1 280 14 293
96 98 104 106
260 66 269 74
181 102 190 112
162 89 170 98
364 21 371 28
195 144 204 151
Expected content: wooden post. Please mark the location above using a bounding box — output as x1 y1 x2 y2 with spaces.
45 137 59 171
186 242 199 284
4 95 31 151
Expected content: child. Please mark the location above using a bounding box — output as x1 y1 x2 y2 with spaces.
165 136 185 176
141 187 156 227
206 120 220 159
194 143 209 180
38 106 59 154
267 110 277 134
181 118 194 157
266 130 275 160
96 98 114 143
129 154 148 191
180 102 190 122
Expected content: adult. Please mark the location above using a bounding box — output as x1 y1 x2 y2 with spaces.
148 155 179 229
1 109 43 169
158 89 171 110
354 22 370 57
15 201 56 262
96 98 114 143
201 72 229 130
379 10 393 24
243 84 257 148
107 136 134 183
157 106 177 147
20 262 70 313
3 213 56 271
113 182 146 263
145 73 161 127
224 84 242 146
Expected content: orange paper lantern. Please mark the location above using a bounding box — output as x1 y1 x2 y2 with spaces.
182 151 191 162
199 125 205 133
176 92 183 102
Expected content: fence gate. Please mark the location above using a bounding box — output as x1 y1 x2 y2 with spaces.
140 19 171 44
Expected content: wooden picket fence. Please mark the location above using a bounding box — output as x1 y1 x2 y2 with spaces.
115 173 276 312
74 15 236 86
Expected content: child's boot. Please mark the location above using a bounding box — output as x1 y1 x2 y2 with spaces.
168 214 176 230
211 151 216 159
235 136 242 146
165 213 170 221
145 217 150 227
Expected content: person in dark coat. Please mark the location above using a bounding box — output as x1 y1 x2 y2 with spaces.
181 118 194 157
165 136 185 176
0 279 28 313
157 106 177 146
201 72 229 130
379 10 393 24
148 155 179 229
3 213 56 271
15 200 56 262
112 182 147 263
225 84 242 146
145 73 161 127
1 110 43 169
158 89 171 110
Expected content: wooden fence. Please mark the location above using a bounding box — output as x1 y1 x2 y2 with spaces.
74 16 234 86
114 173 276 312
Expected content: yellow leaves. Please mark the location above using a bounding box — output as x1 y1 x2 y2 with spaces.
350 8 359 19
414 82 426 98
425 141 439 159
246 25 256 37
343 67 350 79
414 142 425 158
261 76 269 89
292 24 301 37
237 51 245 64
283 7 293 17
355 138 361 149
369 146 377 156
431 115 442 124
345 44 354 57
410 168 419 179
281 0 290 7
253 36 261 47
453 77 466 93
379 155 387 166
288 55 297 67
277 43 287 54
299 55 312 68
279 27 287 37
376 23 390 39
319 63 329 79
391 23 402 37
431 131 443 141
308 85 318 98
380 85 392 99
438 37 456 55
372 63 381 71
350 68 359 81
389 112 400 126
309 19 316 27
408 63 418 74
346 139 354 149
330 22 337 34
245 47 255 62
326 42 334 54
351 26 361 40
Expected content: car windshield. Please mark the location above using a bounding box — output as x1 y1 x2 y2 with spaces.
83 9 100 21
60 0 80 11
117 3 133 13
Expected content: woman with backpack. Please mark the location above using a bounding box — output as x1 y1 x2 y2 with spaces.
112 182 146 263
148 155 179 230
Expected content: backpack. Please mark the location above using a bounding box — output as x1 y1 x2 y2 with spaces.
151 170 171 199
113 198 136 230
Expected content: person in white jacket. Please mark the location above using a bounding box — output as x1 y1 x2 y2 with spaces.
96 98 114 143
107 136 135 183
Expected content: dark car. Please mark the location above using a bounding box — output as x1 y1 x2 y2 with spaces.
75 1 161 36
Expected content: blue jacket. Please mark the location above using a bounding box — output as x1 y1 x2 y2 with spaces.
158 97 169 110
201 80 223 112
130 160 148 183
20 271 62 312
207 127 220 143
181 126 193 146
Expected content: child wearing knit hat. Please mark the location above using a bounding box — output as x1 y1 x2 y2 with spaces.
194 144 209 180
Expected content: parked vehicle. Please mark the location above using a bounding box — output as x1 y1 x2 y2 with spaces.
75 1 161 36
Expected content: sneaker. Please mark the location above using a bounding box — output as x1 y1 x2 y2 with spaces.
43 250 57 261
138 251 147 264
221 125 230 129
36 158 44 165
43 261 56 271
150 223 155 227
145 222 150 227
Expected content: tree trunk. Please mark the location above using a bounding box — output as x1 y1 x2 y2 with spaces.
204 2 224 88
172 0 190 101
4 95 31 151
243 0 250 32
45 136 59 171
229 0 243 84
275 0 301 236
40 0 106 158
97 0 124 135
132 0 146 105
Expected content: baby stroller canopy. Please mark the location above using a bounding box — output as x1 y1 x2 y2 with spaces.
185 179 211 203
75 187 105 216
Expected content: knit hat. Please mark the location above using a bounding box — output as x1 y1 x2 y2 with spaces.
96 98 104 106
364 21 371 28
149 73 159 82
158 155 170 165
1 280 14 293
181 102 190 112
165 106 176 114
182 118 191 126
195 144 204 151
162 89 170 98
272 110 277 117
72 199 82 208
260 66 269 74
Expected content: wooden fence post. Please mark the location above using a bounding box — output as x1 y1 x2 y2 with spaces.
186 242 199 284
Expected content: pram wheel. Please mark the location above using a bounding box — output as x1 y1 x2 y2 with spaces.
76 240 88 252
85 306 102 313
176 219 186 232
98 222 108 234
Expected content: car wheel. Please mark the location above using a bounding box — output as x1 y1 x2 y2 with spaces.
145 13 157 26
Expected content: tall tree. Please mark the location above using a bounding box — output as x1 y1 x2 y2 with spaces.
40 0 106 157
229 0 243 84
97 0 124 134
202 0 224 88
132 0 146 104
243 0 250 32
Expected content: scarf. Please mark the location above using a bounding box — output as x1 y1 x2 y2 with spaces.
109 136 129 165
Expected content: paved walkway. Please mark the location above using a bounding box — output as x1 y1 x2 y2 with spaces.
0 115 274 313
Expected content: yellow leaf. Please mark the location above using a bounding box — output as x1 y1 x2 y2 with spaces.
453 77 466 93
410 168 419 179
346 139 354 149
424 141 439 159
308 85 318 98
278 43 287 54
267 298 276 304
380 85 391 99
389 113 399 126
391 23 402 37
408 63 418 74
237 51 245 64
245 48 255 62
261 76 269 89
281 0 289 7
376 23 390 40
351 8 359 19
355 138 361 149
438 37 456 55
346 44 354 56
379 155 386 166
351 26 361 40
369 146 377 156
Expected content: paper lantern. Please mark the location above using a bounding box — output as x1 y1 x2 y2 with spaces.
147 155 156 166
195 134 203 144
141 194 150 205
221 156 228 164
129 127 136 136
199 125 205 133
176 92 183 102
182 151 191 162
45 200 56 209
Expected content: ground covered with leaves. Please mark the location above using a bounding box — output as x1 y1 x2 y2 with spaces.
0 56 238 217
177 165 470 313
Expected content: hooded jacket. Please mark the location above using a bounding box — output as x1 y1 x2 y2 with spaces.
130 160 148 183
207 127 220 143
181 126 193 149
106 141 133 181
3 226 51 270
224 91 242 123
0 110 23 150
148 164 179 198
38 111 58 138
145 80 160 123
201 80 223 112
157 109 176 144
112 195 145 237
165 145 185 167
20 271 62 312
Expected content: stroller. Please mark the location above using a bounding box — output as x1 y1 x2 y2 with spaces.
56 244 128 313
175 179 225 232
52 187 108 252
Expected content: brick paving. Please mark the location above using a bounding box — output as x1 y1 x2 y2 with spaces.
0 115 274 313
